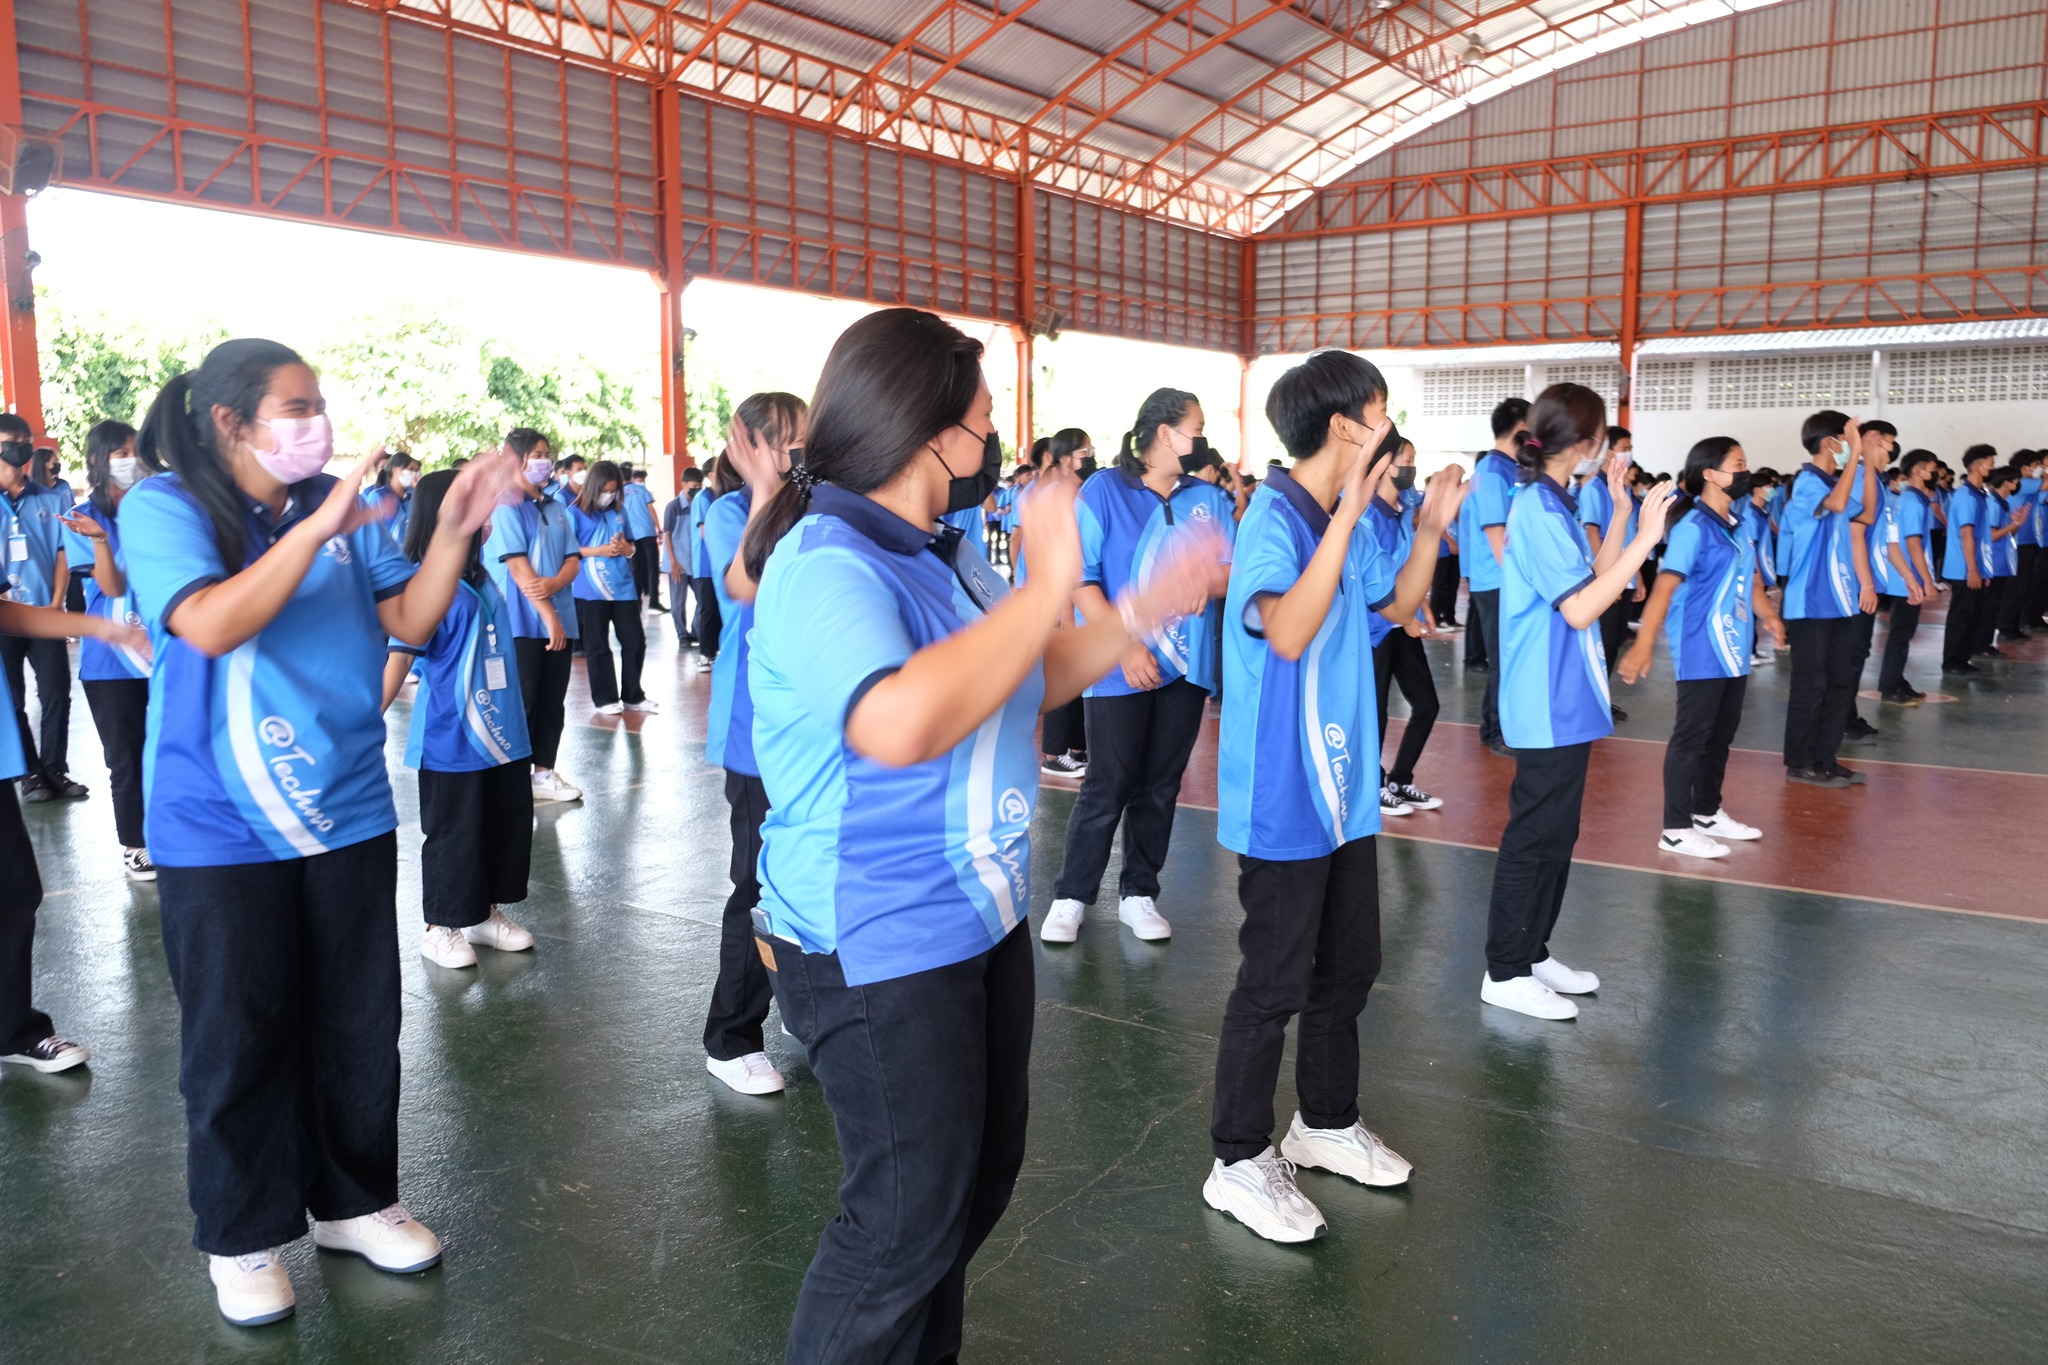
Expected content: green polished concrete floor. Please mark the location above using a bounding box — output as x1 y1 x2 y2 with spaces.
4 624 2047 1364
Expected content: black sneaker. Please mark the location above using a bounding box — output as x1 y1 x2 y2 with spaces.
1463 659 1489 673
1487 741 1517 759
1610 704 1628 722
19 777 56 803
1825 762 1867 786
1941 662 1979 676
1903 683 1927 699
0 1035 90 1073
50 775 88 800
1786 765 1850 788
1976 645 2004 658
1040 754 1087 778
1879 688 1920 707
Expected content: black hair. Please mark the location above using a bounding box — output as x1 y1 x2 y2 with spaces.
1030 435 1051 469
1899 449 1936 480
505 427 550 459
1681 436 1741 498
0 412 29 441
31 447 58 487
1514 383 1607 482
1800 410 1849 455
84 419 140 517
555 453 585 472
374 450 420 488
741 309 983 581
1752 466 1779 486
1490 396 1531 439
577 459 625 516
708 452 743 497
1264 350 1388 462
734 391 809 453
1962 443 1997 470
137 337 310 571
1047 427 1091 470
1118 388 1200 474
1864 419 1898 439
1606 425 1632 445
682 466 705 485
1989 465 2020 490
400 468 487 586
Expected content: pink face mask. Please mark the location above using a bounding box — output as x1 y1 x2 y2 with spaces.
247 414 333 484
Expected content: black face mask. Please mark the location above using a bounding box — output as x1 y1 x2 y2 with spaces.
1724 471 1753 501
1177 435 1216 476
1391 467 1417 492
0 440 30 470
1077 454 1099 479
942 425 1002 514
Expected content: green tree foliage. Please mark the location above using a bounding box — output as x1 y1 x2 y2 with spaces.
37 297 221 457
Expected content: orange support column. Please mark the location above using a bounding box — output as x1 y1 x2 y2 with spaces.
1616 200 1643 427
653 84 690 481
0 0 45 434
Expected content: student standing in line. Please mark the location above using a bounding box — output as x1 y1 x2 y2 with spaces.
1929 463 1952 585
1977 465 2026 654
1873 452 1937 706
56 420 159 880
0 414 85 803
1777 410 1877 785
2020 451 2048 628
1574 425 1644 721
488 428 584 804
1040 387 1236 946
1430 521 1462 628
742 307 1223 1363
126 339 519 1326
1366 433 1446 816
697 391 808 1097
621 464 664 612
690 457 726 673
1744 469 1781 665
1996 452 2040 642
381 469 537 971
1618 437 1784 860
567 460 652 715
1840 421 1895 746
1455 397 1528 756
1483 385 1675 1021
1031 428 1093 778
1203 351 1464 1243
663 466 704 645
362 450 420 545
1940 445 1998 676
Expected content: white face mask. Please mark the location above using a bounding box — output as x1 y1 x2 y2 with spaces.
569 469 588 487
598 491 616 509
1572 457 1600 478
394 469 417 491
107 455 143 489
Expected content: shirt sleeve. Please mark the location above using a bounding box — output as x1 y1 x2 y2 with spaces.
761 545 918 731
1578 480 1609 527
119 481 229 632
1348 520 1397 614
702 492 750 577
1475 458 1511 529
61 519 96 567
1660 517 1701 579
1901 497 1928 540
490 504 532 562
1076 486 1107 590
1791 471 1828 522
1232 503 1305 636
1517 501 1596 607
352 516 416 599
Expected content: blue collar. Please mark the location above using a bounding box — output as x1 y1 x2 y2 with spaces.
1799 461 1837 487
1368 494 1403 523
809 484 935 556
1263 465 1330 538
1536 472 1579 515
1116 467 1201 501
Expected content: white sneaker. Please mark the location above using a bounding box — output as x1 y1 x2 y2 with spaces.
1692 809 1761 841
0 1035 91 1073
1278 1112 1412 1188
1392 782 1443 811
1379 783 1414 817
623 699 659 713
595 701 625 715
1039 898 1085 944
463 907 535 953
123 846 157 882
1659 827 1729 860
531 769 583 803
1118 895 1171 941
1202 1147 1326 1244
209 1249 295 1326
420 925 478 969
1480 972 1578 1020
706 1051 785 1095
313 1202 442 1273
694 655 715 672
1530 956 1600 995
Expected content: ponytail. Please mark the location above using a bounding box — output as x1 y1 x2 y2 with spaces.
1515 382 1607 483
1119 388 1199 476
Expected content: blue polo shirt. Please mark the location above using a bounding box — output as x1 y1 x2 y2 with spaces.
703 488 758 774
1218 469 1395 861
1364 496 1413 648
1659 504 1755 681
121 472 417 866
1869 488 1907 597
1576 475 1638 546
391 577 531 772
1886 487 1934 593
2 482 66 607
1743 500 1777 586
1940 483 1990 581
567 504 636 601
622 483 658 540
362 485 412 546
1779 463 1866 620
2031 480 2048 545
939 506 981 539
690 488 717 577
2013 477 2041 548
1456 450 1517 593
662 492 693 578
62 504 152 681
1989 493 2019 577
0 664 23 780
1499 476 1611 750
750 485 1042 987
486 494 580 639
1076 468 1236 697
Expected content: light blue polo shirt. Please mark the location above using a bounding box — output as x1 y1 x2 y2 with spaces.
2 482 66 607
486 495 581 639
1456 450 1517 594
663 492 694 578
1881 487 1933 594
622 482 658 540
1076 469 1236 697
1869 488 1906 597
1659 504 1754 681
703 488 758 775
392 577 530 772
1576 475 1638 546
2013 477 2041 549
1940 483 1990 581
939 506 981 539
121 471 417 866
63 503 152 681
750 485 1042 987
2031 480 2048 545
567 504 636 601
1743 500 1777 586
1364 496 1413 649
690 488 717 577
1779 462 1866 620
361 484 412 546
1989 493 2019 577
1499 475 1612 750
1218 469 1394 862
0 664 23 780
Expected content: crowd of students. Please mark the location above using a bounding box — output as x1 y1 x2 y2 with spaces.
0 321 2034 1357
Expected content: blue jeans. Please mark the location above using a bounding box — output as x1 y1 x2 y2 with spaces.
768 925 1033 1365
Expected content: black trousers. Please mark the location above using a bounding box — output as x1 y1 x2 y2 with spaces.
1040 695 1084 758
1485 742 1590 981
769 924 1032 1365
1372 631 1437 787
1429 554 1461 624
2022 542 2048 625
1051 679 1207 904
0 634 71 784
693 577 723 658
1469 589 1503 745
706 770 773 1061
1876 595 1920 695
82 677 148 847
1848 608 1877 723
1978 577 2011 651
1665 677 1747 830
1942 582 1986 668
2003 546 2037 633
0 784 52 1055
417 763 533 928
631 536 663 606
157 833 401 1256
1596 595 1632 674
513 636 573 769
1211 837 1381 1161
1782 616 1860 769
576 598 647 707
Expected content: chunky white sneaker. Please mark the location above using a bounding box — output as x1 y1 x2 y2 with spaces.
209 1249 295 1325
1202 1147 1326 1243
1118 895 1171 941
623 699 659 713
531 769 583 803
0 1035 91 1073
1278 1111 1412 1188
123 846 157 882
1530 956 1600 995
706 1051 785 1095
1039 898 1085 944
463 907 535 953
1659 827 1729 859
420 925 478 969
314 1203 442 1273
1693 808 1761 841
1480 972 1578 1020
594 701 625 716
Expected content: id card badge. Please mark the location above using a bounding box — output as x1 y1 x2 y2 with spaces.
8 531 26 564
484 654 509 692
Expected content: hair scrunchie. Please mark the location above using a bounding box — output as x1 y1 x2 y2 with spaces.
784 462 819 493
